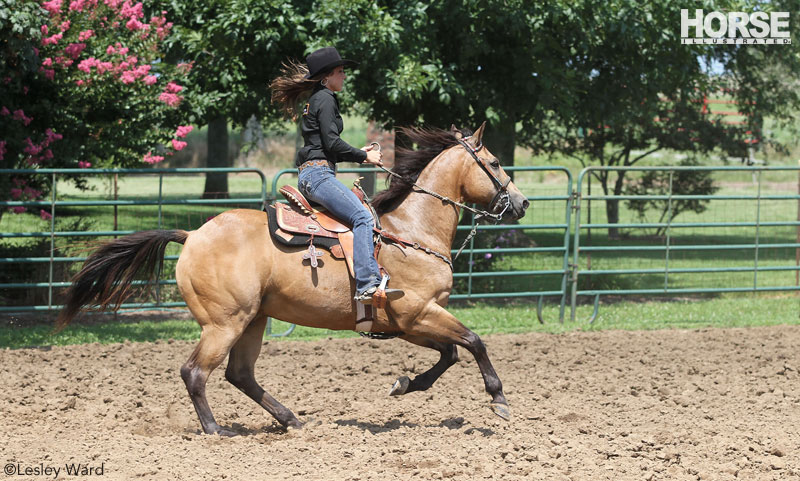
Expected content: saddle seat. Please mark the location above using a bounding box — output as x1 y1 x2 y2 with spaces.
276 184 352 237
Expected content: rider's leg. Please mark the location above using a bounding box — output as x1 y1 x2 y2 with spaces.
298 166 381 293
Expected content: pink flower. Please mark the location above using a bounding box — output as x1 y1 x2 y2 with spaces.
104 0 122 9
119 70 136 84
40 210 53 220
106 45 116 55
13 110 33 126
42 0 62 14
120 1 143 19
158 92 182 107
96 61 113 74
142 152 164 164
0 106 9 116
134 64 150 76
45 129 63 143
125 18 145 30
143 75 157 85
24 187 43 198
175 125 193 138
118 46 129 55
77 57 99 73
41 25 49 35
40 149 53 161
165 81 182 93
0 140 5 161
78 29 94 41
78 161 92 168
76 79 85 86
23 86 28 95
176 62 193 73
10 188 22 200
171 139 187 151
43 68 55 80
64 42 86 59
42 57 53 67
11 207 27 214
23 138 42 156
42 32 63 46
59 20 71 32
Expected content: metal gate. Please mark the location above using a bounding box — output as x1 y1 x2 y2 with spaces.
569 165 800 321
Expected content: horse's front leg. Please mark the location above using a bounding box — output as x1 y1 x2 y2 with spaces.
390 335 458 396
402 304 509 420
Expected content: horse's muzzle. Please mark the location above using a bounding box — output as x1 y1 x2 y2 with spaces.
496 192 528 221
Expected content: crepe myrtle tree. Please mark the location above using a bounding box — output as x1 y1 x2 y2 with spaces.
0 0 197 222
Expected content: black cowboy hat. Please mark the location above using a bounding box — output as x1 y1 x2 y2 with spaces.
304 46 358 79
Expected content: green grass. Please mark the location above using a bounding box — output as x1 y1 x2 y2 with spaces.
1 294 797 349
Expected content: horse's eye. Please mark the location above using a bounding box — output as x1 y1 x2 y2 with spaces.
490 160 500 169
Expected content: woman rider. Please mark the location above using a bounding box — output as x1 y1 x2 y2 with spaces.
270 46 402 305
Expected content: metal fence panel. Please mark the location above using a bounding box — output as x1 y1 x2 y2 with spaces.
570 166 800 321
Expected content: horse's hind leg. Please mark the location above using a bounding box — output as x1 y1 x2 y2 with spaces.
181 325 246 436
224 315 302 429
390 335 458 396
404 304 510 420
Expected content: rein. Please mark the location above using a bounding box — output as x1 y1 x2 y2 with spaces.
362 138 512 270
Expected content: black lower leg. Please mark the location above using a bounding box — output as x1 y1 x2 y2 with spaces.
405 344 458 393
181 364 236 436
461 331 506 407
225 367 302 429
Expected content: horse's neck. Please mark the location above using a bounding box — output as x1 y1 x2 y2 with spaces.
379 150 465 254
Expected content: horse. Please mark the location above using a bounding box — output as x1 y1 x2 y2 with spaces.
56 122 529 436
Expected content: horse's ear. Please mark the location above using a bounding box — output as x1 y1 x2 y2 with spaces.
450 124 463 140
472 121 487 146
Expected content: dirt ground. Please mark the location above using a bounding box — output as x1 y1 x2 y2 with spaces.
2 325 799 481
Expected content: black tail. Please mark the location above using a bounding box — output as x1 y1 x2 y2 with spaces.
56 229 189 330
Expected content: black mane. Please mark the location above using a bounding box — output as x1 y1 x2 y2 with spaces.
372 126 473 214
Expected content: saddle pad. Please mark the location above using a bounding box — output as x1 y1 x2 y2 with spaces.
265 205 343 257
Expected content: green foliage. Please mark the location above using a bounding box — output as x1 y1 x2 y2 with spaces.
1 295 797 348
155 0 311 126
625 159 719 237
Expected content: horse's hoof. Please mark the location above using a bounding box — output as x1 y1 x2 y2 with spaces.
389 376 410 396
214 427 239 437
490 402 511 421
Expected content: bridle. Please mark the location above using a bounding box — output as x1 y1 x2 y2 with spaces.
369 136 514 262
455 135 512 219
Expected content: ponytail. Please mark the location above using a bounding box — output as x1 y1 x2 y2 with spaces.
270 60 320 120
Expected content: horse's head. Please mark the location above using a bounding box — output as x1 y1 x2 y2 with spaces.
451 122 529 221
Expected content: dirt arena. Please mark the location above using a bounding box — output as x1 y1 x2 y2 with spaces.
2 325 799 480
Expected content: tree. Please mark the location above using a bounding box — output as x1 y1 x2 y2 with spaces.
1 0 194 221
522 0 800 237
331 1 569 172
155 0 313 198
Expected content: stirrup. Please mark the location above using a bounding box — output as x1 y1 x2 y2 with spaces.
355 275 404 306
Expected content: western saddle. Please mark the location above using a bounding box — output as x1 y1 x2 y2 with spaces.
268 184 390 310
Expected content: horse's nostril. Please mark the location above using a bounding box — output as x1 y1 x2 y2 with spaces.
522 199 530 210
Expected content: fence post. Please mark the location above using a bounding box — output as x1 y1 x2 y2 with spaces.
48 172 57 311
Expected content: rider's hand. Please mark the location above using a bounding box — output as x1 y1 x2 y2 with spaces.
364 149 383 167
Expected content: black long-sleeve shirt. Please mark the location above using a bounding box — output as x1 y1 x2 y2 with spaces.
295 86 367 168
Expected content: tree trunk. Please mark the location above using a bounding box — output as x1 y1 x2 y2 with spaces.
482 114 516 180
202 116 230 199
604 171 627 239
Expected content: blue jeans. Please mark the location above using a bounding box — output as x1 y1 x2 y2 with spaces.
298 165 380 293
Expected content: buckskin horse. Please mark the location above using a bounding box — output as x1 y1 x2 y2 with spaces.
57 122 529 436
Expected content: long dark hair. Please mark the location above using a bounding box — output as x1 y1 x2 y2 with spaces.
270 60 321 120
372 126 472 214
